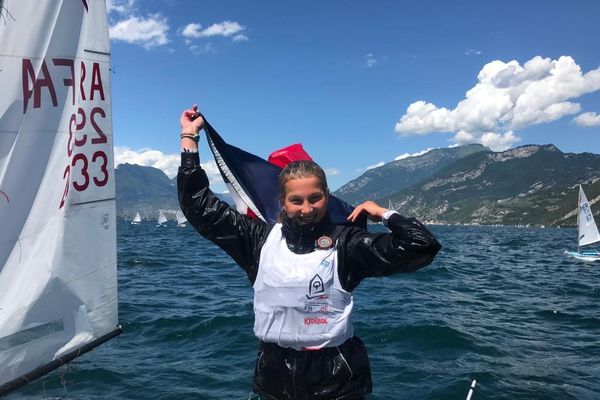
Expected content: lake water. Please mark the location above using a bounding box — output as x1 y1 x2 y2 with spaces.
10 221 600 399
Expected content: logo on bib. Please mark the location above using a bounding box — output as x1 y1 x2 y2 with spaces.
306 274 325 299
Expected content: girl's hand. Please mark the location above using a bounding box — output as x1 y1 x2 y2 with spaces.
347 200 388 223
180 104 204 134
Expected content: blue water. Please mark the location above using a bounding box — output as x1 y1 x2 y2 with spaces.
11 221 600 399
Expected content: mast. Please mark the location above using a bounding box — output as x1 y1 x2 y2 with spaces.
577 185 581 253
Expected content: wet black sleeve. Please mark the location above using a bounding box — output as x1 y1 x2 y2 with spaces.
177 152 267 283
337 213 441 292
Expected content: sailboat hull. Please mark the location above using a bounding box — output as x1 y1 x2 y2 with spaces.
564 250 600 262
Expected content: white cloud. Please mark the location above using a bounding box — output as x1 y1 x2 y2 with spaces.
394 148 433 161
181 21 245 39
181 23 203 38
109 15 169 48
395 56 600 151
573 111 600 127
324 168 340 176
365 53 378 68
106 0 135 14
114 147 179 177
478 131 520 150
233 34 249 42
465 49 482 56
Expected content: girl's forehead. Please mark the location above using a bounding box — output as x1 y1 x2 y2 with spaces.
284 176 324 194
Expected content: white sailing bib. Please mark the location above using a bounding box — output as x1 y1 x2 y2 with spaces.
253 224 354 350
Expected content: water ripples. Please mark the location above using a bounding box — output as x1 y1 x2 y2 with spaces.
10 222 600 399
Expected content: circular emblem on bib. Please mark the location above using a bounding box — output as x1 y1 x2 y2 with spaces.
316 236 333 249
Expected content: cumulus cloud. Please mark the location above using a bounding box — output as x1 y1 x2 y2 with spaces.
394 148 433 161
324 168 341 176
180 21 247 54
114 147 223 186
106 0 135 14
573 111 600 127
181 21 246 39
109 14 169 48
233 34 249 42
395 56 600 151
114 147 179 177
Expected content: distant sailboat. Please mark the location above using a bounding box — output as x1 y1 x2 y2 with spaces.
0 1 120 395
131 212 142 225
176 210 187 227
564 185 600 261
157 210 168 227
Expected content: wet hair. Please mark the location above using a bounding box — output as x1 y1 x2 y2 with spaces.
278 160 328 200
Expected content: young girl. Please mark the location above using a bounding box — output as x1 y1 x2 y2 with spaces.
178 105 441 400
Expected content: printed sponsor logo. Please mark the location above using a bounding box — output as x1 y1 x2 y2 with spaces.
304 296 328 313
304 317 328 326
306 274 325 299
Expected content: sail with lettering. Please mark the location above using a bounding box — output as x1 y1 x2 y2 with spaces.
0 0 120 395
564 185 600 261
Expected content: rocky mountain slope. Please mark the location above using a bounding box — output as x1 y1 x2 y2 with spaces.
365 145 600 226
333 144 487 205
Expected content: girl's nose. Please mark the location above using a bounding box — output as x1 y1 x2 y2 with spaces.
301 203 313 215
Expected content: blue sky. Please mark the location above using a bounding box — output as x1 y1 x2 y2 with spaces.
108 0 600 191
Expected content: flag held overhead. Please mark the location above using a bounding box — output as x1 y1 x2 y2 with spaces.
203 119 365 228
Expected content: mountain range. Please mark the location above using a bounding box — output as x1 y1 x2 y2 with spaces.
116 144 600 226
115 163 232 220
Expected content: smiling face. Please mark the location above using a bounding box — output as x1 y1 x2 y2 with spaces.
282 176 329 225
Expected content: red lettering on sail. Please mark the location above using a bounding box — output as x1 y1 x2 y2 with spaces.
90 62 105 101
80 61 87 101
22 59 58 113
22 58 108 113
52 58 75 105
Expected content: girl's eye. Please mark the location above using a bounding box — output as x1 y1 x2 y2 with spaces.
309 195 323 203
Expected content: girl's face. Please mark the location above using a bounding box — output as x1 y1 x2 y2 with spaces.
283 176 328 225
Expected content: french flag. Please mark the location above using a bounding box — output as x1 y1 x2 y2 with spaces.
203 119 365 228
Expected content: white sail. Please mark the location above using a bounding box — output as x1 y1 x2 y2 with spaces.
176 210 187 226
0 0 119 391
157 210 168 225
132 211 141 224
578 185 600 247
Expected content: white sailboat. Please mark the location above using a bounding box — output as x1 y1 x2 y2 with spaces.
131 211 142 225
0 0 120 395
176 210 187 227
564 185 600 261
157 210 168 227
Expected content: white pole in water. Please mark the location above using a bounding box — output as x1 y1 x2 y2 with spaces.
465 379 477 400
